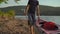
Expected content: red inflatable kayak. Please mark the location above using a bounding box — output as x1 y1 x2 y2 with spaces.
36 19 60 34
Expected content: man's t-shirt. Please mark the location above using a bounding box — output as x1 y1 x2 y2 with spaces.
28 1 39 14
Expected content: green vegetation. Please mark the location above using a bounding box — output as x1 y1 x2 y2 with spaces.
0 0 8 4
0 0 20 4
7 10 15 19
0 10 4 18
0 10 15 20
0 10 3 16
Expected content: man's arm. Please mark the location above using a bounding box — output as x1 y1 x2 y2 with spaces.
24 4 30 16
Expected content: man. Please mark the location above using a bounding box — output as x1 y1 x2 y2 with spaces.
24 0 40 34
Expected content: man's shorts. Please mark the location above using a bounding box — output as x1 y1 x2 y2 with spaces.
28 13 36 26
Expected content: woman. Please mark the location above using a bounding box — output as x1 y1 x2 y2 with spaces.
24 0 40 34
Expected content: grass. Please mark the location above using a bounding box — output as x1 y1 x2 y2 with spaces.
0 10 31 34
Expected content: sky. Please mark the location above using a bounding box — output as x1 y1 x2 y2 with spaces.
0 0 60 8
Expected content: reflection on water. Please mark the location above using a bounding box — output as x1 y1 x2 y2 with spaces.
15 16 60 25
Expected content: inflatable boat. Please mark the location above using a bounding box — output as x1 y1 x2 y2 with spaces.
36 19 60 34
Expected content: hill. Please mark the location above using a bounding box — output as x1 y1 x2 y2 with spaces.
0 5 60 16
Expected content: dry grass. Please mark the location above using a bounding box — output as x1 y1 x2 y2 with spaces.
0 10 31 34
0 18 31 34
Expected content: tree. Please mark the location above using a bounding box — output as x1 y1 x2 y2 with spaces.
0 0 20 4
0 0 8 4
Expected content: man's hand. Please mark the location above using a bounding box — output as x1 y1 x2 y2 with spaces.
37 13 40 17
24 12 27 16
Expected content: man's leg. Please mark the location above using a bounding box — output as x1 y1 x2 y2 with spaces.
28 13 36 34
28 14 32 34
30 25 35 34
30 14 36 34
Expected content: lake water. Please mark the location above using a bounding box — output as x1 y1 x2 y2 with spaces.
15 16 60 25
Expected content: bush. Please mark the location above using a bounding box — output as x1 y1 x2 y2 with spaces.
0 10 15 21
0 10 3 16
7 10 15 19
